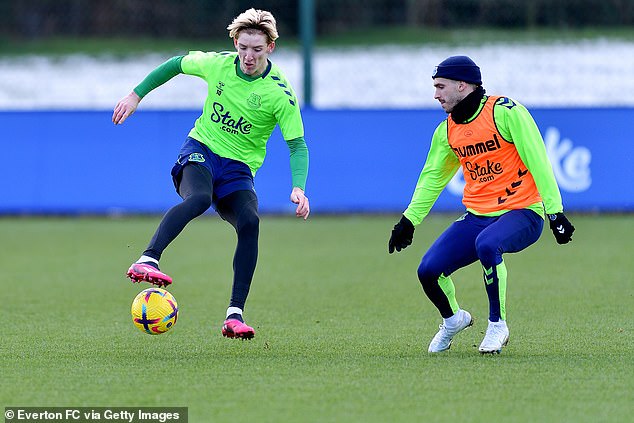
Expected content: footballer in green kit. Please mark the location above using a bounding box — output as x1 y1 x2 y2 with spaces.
113 8 310 340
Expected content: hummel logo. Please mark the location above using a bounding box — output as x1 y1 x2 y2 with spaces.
557 225 565 233
497 97 517 109
518 168 529 177
483 266 495 285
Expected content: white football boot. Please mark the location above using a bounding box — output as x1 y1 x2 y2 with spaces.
479 320 510 354
428 309 473 353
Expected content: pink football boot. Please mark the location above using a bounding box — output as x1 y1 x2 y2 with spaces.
222 319 255 340
126 263 173 287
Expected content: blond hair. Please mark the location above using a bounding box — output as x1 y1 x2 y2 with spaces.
227 8 279 43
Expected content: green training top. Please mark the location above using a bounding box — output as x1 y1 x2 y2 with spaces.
133 52 308 189
403 96 563 226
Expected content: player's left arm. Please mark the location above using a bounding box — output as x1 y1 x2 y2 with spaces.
497 100 575 243
274 75 309 220
287 137 310 220
496 100 563 214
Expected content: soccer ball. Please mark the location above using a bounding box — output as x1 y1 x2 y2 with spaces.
131 288 179 335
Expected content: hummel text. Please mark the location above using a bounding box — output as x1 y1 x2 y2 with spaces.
452 133 502 158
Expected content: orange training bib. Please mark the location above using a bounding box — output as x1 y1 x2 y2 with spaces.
447 96 542 213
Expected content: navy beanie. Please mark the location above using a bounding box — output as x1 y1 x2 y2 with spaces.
432 56 482 85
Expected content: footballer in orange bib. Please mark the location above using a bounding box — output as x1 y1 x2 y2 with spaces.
389 56 575 354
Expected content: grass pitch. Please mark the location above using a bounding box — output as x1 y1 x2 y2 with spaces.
1 214 632 422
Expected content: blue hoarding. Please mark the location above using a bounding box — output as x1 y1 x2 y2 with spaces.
1 107 632 214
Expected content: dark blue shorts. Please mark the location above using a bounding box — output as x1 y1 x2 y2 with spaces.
420 209 545 275
171 137 255 201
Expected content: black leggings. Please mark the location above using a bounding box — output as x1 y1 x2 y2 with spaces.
144 163 259 311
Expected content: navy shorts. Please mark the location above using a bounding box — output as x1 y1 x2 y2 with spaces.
171 137 255 202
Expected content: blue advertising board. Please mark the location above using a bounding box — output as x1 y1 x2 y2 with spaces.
1 107 632 214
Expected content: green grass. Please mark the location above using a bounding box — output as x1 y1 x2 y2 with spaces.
2 26 634 56
1 214 632 422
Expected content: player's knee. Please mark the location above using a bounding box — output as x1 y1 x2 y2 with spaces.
417 256 442 287
237 210 259 235
184 193 212 215
475 236 499 263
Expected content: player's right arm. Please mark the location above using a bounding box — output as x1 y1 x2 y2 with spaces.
112 56 184 125
389 121 459 254
403 121 461 226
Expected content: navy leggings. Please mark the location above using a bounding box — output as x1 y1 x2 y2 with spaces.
417 209 544 321
144 163 259 311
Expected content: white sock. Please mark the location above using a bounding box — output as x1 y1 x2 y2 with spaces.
226 307 243 318
137 255 159 265
444 309 463 327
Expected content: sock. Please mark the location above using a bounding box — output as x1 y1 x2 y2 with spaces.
444 309 463 327
137 255 159 268
226 307 244 322
483 260 507 321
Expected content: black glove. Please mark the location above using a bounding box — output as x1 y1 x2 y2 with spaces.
548 213 575 244
389 215 415 254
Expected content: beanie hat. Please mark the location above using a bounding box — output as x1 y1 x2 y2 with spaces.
432 56 482 85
